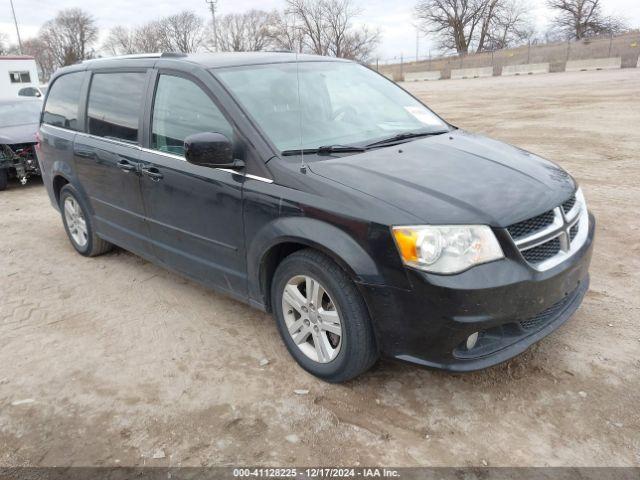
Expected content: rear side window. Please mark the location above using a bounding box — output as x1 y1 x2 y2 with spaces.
151 75 233 155
87 72 146 144
42 72 84 131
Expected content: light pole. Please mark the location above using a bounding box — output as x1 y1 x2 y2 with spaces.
205 0 218 52
9 0 23 54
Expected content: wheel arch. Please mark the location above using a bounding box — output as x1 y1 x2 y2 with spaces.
247 217 383 312
52 174 70 206
50 161 92 214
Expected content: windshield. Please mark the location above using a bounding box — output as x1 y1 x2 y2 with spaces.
0 101 42 128
215 61 449 152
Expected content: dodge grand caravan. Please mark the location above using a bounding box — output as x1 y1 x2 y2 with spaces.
37 52 594 382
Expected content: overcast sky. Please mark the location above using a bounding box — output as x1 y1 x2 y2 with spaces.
2 0 639 59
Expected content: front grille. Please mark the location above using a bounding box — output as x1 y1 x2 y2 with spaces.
562 195 576 214
521 237 561 264
507 210 555 240
570 223 579 241
519 291 576 331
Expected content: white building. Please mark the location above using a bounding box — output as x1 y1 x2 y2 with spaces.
0 56 41 100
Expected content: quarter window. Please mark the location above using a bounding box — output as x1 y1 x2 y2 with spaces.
87 72 146 143
42 72 84 131
151 75 233 155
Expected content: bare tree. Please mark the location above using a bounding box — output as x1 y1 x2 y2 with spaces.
0 33 9 55
269 11 305 52
39 8 98 66
322 0 380 58
21 38 56 81
414 0 489 54
485 0 532 50
133 22 166 53
287 0 328 55
158 11 205 53
415 0 529 53
340 25 381 60
213 10 275 52
284 0 380 61
101 22 167 56
102 26 136 56
547 0 628 39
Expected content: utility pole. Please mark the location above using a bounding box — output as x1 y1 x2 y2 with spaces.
415 28 419 62
205 0 218 52
10 0 23 55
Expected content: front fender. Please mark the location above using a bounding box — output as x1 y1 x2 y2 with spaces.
247 216 384 307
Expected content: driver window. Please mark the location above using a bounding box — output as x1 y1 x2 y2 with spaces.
151 75 233 156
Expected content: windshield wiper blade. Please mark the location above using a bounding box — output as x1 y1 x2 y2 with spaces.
365 130 448 148
281 144 367 156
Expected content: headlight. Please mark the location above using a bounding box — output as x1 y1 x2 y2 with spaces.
391 225 504 274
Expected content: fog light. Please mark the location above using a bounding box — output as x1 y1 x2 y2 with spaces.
466 332 479 350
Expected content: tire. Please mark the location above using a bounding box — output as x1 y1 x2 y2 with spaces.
0 169 7 191
59 184 112 257
271 249 378 382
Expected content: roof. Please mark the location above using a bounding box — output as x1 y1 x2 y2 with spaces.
81 51 350 69
0 55 35 61
186 51 349 68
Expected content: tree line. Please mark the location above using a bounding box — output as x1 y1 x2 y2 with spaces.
415 0 630 55
0 0 632 81
0 0 381 82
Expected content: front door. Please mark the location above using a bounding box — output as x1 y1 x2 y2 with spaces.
74 70 150 253
138 73 247 298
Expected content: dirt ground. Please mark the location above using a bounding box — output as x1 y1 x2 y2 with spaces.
1 68 639 468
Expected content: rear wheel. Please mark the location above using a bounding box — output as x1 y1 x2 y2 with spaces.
60 185 112 257
271 249 378 382
0 169 8 191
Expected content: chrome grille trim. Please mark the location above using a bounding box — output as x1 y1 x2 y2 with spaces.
508 189 589 271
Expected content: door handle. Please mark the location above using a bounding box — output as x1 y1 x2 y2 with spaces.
117 159 138 173
142 166 163 181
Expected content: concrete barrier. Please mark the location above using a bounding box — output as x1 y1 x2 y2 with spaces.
565 57 622 72
502 63 550 76
404 70 442 82
450 66 493 80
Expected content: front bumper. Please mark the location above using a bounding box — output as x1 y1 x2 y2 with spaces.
358 212 595 372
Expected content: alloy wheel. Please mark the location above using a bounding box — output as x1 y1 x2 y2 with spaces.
281 275 343 363
64 196 88 248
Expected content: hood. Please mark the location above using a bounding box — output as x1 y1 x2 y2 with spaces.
0 123 39 145
308 130 575 227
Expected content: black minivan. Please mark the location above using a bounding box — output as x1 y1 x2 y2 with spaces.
38 52 594 382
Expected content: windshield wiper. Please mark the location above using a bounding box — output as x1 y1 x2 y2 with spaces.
281 144 367 156
365 130 448 148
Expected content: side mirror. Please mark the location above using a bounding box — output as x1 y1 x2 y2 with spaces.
184 132 243 169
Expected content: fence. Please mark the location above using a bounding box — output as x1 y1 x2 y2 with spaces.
375 31 640 81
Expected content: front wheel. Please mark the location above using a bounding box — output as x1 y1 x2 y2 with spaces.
271 249 378 382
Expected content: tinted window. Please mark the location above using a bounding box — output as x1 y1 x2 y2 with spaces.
152 75 233 155
42 72 84 130
88 72 146 143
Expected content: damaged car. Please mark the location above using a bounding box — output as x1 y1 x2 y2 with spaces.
0 98 42 190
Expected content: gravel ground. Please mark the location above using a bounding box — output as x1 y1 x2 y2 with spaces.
0 68 638 467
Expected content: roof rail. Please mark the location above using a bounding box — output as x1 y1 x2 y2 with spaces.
83 52 187 63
